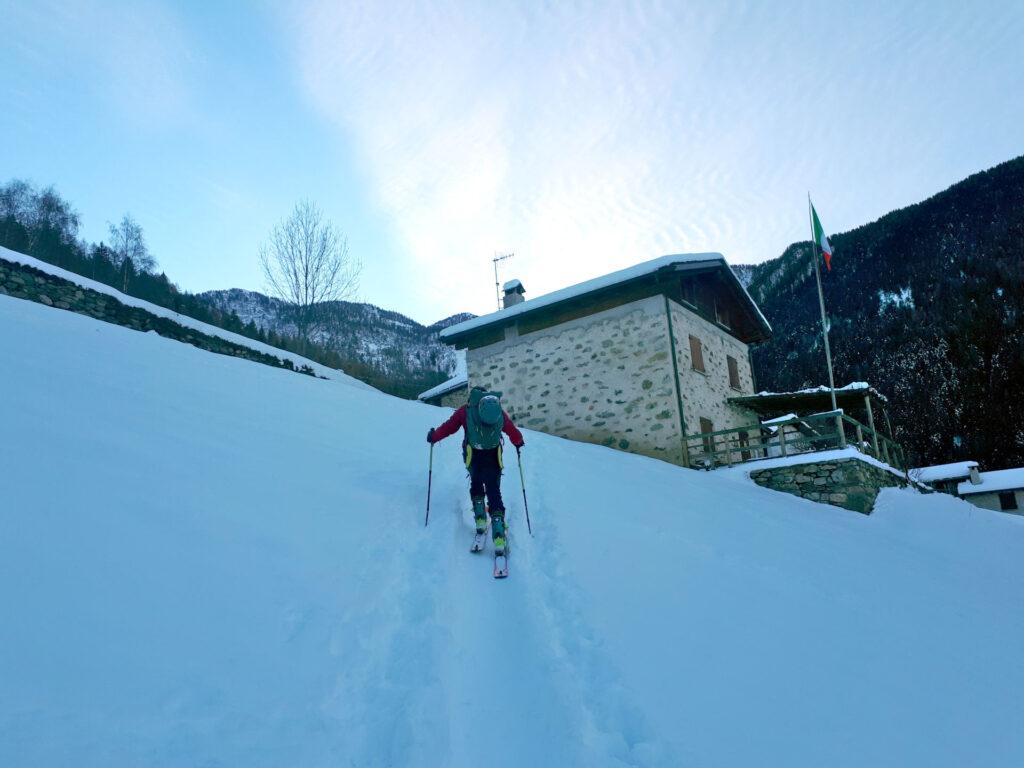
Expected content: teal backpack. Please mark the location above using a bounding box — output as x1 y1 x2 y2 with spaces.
464 387 505 464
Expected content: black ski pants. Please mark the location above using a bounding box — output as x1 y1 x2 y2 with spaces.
468 447 504 514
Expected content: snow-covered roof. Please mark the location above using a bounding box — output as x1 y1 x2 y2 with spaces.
417 374 467 402
762 413 799 426
761 413 799 433
912 461 979 483
441 253 771 342
750 382 888 402
958 468 1024 496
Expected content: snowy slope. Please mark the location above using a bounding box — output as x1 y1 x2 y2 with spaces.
2 294 1023 767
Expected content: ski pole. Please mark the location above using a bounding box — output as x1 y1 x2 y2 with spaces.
516 446 532 535
425 442 434 527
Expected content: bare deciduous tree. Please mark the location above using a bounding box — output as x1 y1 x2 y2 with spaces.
108 214 156 292
259 200 361 337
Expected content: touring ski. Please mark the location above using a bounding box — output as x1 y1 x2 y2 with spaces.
470 530 487 553
493 552 509 579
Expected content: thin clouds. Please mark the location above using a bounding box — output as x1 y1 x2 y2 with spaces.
289 1 735 310
285 0 1022 317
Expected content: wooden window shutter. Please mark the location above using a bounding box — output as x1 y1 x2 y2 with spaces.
700 417 715 456
689 335 705 372
727 355 741 390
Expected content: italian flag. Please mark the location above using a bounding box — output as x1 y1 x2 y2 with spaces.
811 202 833 271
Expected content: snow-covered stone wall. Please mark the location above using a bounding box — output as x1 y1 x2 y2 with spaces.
0 256 316 378
750 457 908 513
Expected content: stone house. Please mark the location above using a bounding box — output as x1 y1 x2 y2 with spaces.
439 253 772 466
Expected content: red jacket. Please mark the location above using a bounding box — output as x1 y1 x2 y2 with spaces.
431 405 524 448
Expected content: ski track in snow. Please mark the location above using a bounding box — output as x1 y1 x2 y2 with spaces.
315 458 674 767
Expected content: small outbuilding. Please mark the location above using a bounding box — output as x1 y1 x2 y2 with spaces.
418 350 468 408
958 468 1024 514
910 461 981 496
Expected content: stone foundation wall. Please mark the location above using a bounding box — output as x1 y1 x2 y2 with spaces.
750 457 908 514
0 256 315 377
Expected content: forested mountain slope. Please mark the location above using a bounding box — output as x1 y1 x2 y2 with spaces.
200 288 470 399
739 155 1024 469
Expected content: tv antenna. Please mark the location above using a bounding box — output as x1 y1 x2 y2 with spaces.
492 252 514 310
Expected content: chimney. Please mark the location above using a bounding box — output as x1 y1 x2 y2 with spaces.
503 279 526 309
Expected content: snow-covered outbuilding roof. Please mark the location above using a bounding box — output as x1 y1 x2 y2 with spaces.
440 253 771 344
417 374 468 402
762 413 799 426
418 350 468 402
958 468 1024 496
760 413 799 433
912 461 979 483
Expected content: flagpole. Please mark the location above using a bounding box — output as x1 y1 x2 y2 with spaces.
808 194 839 414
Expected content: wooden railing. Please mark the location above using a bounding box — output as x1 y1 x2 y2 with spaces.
683 410 906 471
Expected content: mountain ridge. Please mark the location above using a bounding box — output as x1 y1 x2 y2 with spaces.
198 289 475 400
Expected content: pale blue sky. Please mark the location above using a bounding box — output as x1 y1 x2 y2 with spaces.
2 1 1022 323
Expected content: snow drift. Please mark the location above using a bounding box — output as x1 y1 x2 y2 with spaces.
1 294 1022 767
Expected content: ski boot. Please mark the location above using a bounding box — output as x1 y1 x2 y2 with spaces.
491 509 507 555
491 510 509 578
470 496 488 552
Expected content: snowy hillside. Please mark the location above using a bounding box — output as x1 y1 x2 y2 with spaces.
200 287 472 391
2 293 1023 767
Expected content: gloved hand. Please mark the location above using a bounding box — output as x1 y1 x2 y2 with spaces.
515 440 525 452
427 427 436 444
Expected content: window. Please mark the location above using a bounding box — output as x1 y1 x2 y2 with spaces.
680 280 698 307
700 417 715 457
727 355 741 390
999 491 1019 511
689 335 705 372
715 300 730 329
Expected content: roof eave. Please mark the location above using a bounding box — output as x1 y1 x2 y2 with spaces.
440 255 771 345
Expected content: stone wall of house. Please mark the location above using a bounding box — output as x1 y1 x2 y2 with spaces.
669 299 758 438
0 256 315 377
466 295 685 464
750 457 908 513
962 489 1024 514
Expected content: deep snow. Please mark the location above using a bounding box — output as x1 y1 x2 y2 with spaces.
2 294 1023 767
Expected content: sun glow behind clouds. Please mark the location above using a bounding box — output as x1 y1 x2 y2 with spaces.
286 0 1024 317
288 1 751 311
